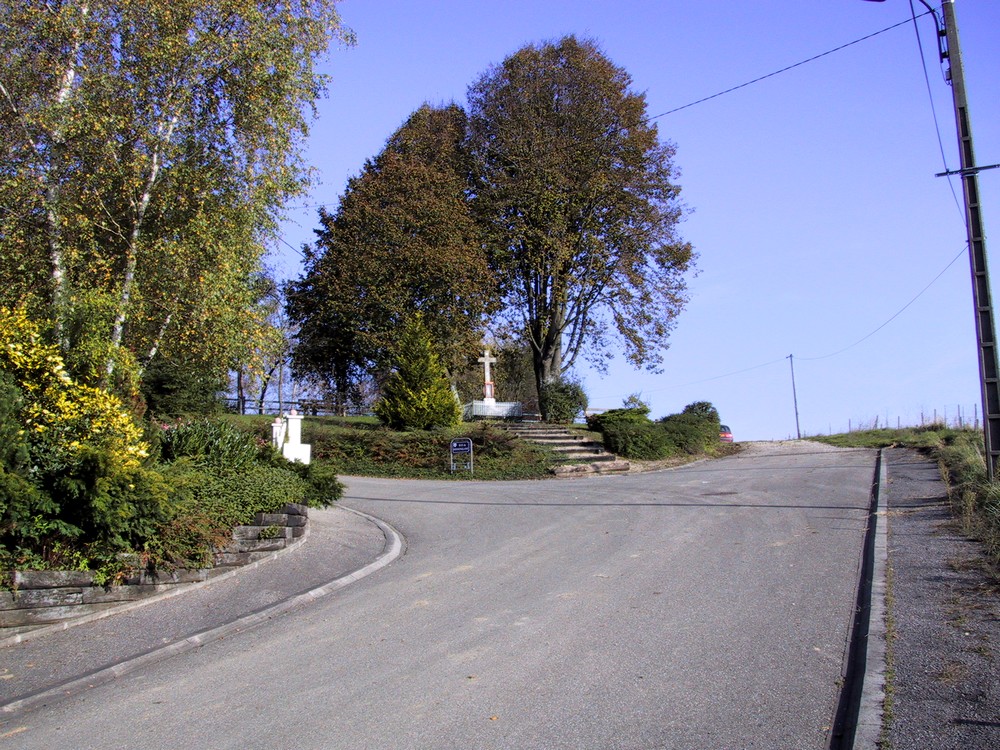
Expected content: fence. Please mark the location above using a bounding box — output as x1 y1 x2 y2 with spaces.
462 400 525 420
224 398 374 417
838 404 982 434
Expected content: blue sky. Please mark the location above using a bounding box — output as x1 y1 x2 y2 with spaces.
275 1 1000 440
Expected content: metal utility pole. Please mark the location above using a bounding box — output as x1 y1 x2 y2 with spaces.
788 355 802 439
938 0 1000 479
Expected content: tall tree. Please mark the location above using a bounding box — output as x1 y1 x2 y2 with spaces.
0 0 351 386
287 103 495 400
467 36 695 416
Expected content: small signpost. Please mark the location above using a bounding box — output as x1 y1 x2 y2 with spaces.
450 437 474 474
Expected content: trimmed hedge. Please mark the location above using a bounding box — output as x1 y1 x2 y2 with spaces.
586 405 652 434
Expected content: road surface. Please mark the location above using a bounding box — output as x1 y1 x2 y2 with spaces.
0 441 876 749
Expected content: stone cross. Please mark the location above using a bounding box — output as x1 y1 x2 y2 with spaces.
478 349 496 384
478 349 497 402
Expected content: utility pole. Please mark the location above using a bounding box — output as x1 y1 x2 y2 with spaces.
788 354 802 439
938 0 1000 479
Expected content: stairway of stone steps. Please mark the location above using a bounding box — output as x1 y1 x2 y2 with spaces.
502 423 630 476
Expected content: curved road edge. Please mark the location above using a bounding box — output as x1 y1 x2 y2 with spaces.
1 506 404 716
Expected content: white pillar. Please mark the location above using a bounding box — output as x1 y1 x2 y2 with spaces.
271 417 286 450
281 409 311 464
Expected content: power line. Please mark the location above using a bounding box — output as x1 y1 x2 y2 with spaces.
284 13 933 216
906 0 964 219
647 13 928 120
798 244 966 361
591 244 966 403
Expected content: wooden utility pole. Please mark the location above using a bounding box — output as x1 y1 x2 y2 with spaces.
788 355 802 439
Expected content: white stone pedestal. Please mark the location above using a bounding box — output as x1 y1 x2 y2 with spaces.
275 410 311 465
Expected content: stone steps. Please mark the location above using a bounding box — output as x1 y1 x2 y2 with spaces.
503 424 630 476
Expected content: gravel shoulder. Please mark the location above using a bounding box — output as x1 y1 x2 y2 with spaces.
884 447 1000 750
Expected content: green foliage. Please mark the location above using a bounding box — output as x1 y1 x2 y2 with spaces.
539 379 588 424
658 402 722 455
0 308 148 471
375 316 461 431
239 418 554 480
0 1 351 386
142 355 228 417
0 368 72 550
291 461 346 507
586 405 652 434
469 35 695 395
591 400 722 460
288 104 495 396
156 420 266 470
0 308 157 558
681 401 720 421
622 393 651 410
603 422 674 460
1 309 343 575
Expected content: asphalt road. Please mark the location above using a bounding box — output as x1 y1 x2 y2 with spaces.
0 441 877 750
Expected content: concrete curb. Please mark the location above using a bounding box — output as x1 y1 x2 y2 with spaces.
852 449 889 749
0 506 404 715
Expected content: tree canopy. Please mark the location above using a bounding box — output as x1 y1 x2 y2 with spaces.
374 314 461 431
290 36 696 421
286 103 496 406
0 0 350 395
467 36 694 408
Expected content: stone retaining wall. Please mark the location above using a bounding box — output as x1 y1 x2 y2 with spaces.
0 503 309 633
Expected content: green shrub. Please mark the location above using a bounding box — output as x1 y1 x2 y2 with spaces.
142 354 227 416
602 421 674 460
157 419 266 470
595 400 722 459
288 461 345 506
0 307 153 562
658 402 722 455
374 316 461 430
540 378 588 423
587 405 652 434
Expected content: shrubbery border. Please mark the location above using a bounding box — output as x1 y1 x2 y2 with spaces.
0 503 308 636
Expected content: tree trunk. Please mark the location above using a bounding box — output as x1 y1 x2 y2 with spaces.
531 299 566 420
106 113 178 381
45 2 89 348
236 370 246 415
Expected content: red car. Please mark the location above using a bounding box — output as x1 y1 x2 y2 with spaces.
719 424 733 443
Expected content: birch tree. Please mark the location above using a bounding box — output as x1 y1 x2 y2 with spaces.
0 0 350 389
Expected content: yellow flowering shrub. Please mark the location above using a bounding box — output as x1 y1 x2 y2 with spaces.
0 307 147 473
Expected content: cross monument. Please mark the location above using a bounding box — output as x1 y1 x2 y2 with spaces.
478 348 497 404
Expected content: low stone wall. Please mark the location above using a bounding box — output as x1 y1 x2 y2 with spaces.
0 503 309 633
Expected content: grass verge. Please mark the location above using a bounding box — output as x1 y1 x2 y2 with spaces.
814 425 1000 576
229 416 556 481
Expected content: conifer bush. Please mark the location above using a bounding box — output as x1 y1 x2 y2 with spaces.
374 316 461 430
539 378 588 423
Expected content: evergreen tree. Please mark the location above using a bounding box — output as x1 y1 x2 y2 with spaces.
374 316 461 431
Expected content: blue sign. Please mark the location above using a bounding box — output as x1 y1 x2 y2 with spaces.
450 438 473 454
450 437 474 474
